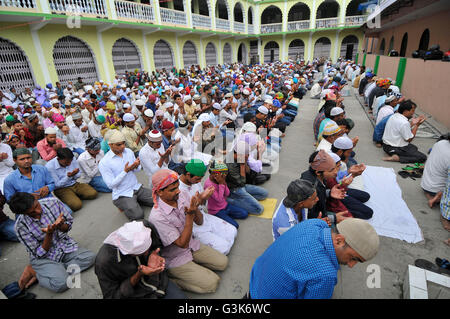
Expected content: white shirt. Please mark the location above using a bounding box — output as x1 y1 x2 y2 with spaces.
67 124 89 150
77 150 104 183
421 140 450 193
310 83 322 98
81 108 91 124
139 142 168 188
316 138 332 152
376 105 394 126
88 120 102 139
0 143 14 192
99 148 142 200
382 113 414 148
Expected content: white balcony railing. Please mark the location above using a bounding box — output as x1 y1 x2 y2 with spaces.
215 18 230 30
315 17 338 29
260 23 282 34
234 21 245 33
247 24 254 34
0 0 36 9
192 13 211 28
287 20 310 31
345 15 367 26
114 0 154 22
160 7 186 25
49 0 107 17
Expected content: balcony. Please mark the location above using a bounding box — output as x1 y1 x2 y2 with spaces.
260 23 282 34
345 15 367 26
215 18 230 31
315 17 338 29
234 21 245 33
287 20 310 31
160 7 186 26
49 0 107 17
114 0 154 23
192 13 211 29
247 24 254 34
0 0 37 10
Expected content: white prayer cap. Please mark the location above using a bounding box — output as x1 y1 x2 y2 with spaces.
388 85 400 94
110 96 117 102
193 94 201 100
49 93 57 98
134 100 145 106
144 109 154 118
72 112 82 120
123 103 131 109
45 127 57 135
183 95 192 102
103 221 152 256
121 83 127 88
51 99 59 104
22 113 30 118
164 102 174 108
257 105 269 115
243 88 250 95
72 98 80 103
123 113 135 122
328 151 341 163
264 99 273 105
221 100 229 108
242 121 256 133
330 107 344 116
212 102 222 110
333 136 353 150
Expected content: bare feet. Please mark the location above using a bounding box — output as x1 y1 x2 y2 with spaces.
375 143 382 148
441 216 450 232
444 238 450 246
428 192 443 208
382 154 400 162
18 265 37 290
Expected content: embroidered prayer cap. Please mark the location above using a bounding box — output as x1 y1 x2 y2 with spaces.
333 136 353 150
96 115 106 123
44 127 57 135
108 130 126 144
144 109 154 118
103 221 152 256
71 112 82 120
283 179 315 208
330 107 344 117
336 218 379 261
86 137 101 151
146 129 162 142
123 113 135 122
322 121 341 137
106 102 116 110
185 159 207 177
209 159 228 172
161 120 174 131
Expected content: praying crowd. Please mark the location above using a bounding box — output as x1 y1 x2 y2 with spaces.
0 56 448 300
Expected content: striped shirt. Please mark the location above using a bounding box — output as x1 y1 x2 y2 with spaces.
15 197 77 262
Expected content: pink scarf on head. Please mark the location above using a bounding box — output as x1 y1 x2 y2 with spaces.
151 169 179 208
311 149 335 172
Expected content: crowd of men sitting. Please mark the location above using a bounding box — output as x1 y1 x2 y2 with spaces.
0 55 446 299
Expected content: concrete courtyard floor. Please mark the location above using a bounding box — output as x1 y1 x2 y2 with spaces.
0 88 448 299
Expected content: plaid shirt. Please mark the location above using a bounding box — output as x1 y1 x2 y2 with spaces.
441 167 450 220
15 197 77 262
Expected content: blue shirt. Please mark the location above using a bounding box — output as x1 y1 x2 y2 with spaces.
250 219 339 299
3 165 56 201
46 157 81 189
272 200 308 241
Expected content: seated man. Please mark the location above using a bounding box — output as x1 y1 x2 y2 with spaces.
36 127 66 164
225 141 268 215
316 121 342 152
420 135 450 208
248 218 379 299
3 148 55 201
94 220 186 299
99 130 153 221
272 179 320 241
121 113 146 157
139 130 171 188
77 137 111 193
178 159 237 255
9 192 96 293
66 113 89 156
46 148 98 212
382 100 427 163
149 169 228 294
0 191 19 256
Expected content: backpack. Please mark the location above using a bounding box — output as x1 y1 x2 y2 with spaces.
424 44 443 60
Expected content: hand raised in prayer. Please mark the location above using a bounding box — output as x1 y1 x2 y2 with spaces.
341 175 354 187
139 248 165 276
54 213 65 229
336 211 352 223
52 143 62 151
185 192 200 215
330 184 346 200
348 164 365 177
125 158 140 172
67 168 79 177
317 212 331 227
352 136 359 146
41 223 58 234
81 126 88 132
200 186 215 202
33 186 50 199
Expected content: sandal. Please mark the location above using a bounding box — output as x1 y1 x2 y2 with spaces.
435 258 450 270
415 259 441 273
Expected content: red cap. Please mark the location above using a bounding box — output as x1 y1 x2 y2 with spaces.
161 120 174 131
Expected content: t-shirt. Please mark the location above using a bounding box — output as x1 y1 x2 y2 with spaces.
421 140 450 193
382 113 413 148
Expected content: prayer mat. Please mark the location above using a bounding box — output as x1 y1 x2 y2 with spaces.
363 166 423 243
250 198 278 219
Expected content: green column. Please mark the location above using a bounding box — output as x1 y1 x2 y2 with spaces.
355 52 359 64
362 53 367 66
396 57 407 90
374 55 380 74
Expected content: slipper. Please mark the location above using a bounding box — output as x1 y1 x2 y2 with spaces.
435 258 450 270
414 259 441 273
398 171 416 180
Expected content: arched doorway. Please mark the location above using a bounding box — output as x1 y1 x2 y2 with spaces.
0 37 35 92
419 29 430 51
287 2 310 31
112 38 142 76
205 42 217 65
53 35 99 86
261 5 283 33
238 43 247 64
340 35 359 60
223 43 232 64
288 39 305 61
379 38 386 55
400 33 408 57
264 41 279 63
183 41 198 68
314 37 331 59
153 40 174 71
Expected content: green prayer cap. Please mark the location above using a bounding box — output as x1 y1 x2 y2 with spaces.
6 115 15 122
185 159 207 177
96 115 106 124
